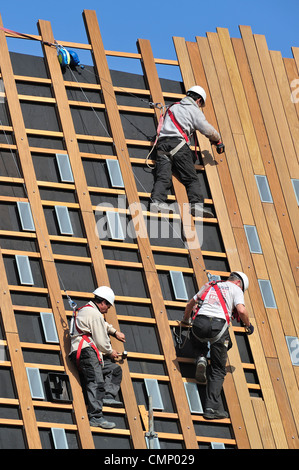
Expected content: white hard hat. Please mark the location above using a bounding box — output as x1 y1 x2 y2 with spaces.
231 272 249 292
187 86 207 106
93 286 115 306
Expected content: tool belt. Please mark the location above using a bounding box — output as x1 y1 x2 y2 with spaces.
191 317 229 345
157 138 188 160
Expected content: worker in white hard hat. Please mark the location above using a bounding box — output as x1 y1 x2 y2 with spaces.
181 272 253 420
151 85 224 218
70 286 126 429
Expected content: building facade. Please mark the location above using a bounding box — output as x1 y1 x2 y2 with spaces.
0 10 298 449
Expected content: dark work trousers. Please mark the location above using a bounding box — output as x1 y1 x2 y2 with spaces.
151 137 203 204
191 315 232 411
70 347 122 419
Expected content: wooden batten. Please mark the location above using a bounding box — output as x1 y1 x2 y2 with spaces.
0 9 297 450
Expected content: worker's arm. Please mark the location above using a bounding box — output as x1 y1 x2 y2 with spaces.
194 109 220 143
181 298 196 324
235 303 254 334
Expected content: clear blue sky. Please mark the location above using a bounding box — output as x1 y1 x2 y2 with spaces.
0 0 298 80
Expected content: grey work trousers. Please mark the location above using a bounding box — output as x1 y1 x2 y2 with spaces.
71 347 122 419
151 137 203 204
191 315 232 412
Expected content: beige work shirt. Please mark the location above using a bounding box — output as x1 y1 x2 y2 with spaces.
70 300 117 364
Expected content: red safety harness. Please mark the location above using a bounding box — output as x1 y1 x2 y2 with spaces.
156 103 199 158
192 281 230 324
73 304 103 369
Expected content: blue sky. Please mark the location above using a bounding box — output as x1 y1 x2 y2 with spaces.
0 0 298 80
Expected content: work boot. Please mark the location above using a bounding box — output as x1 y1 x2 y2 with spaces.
103 397 124 408
191 203 215 219
195 356 207 384
151 200 171 214
89 416 116 429
203 408 228 420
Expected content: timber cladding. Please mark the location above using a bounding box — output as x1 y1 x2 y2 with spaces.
0 9 298 449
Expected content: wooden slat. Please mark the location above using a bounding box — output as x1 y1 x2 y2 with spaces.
193 34 285 448
208 31 297 337
38 17 145 449
251 398 276 448
270 51 299 158
267 358 299 448
186 41 243 229
195 36 254 227
239 26 299 247
0 247 41 448
82 9 198 449
172 35 257 449
266 309 299 435
0 17 96 449
284 57 299 120
254 34 298 179
137 37 207 288
232 37 299 287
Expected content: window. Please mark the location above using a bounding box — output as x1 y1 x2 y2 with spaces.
291 179 299 205
145 435 160 449
15 255 34 285
26 367 45 399
51 428 69 449
17 201 35 231
106 159 124 188
144 378 164 410
106 211 125 240
55 205 74 235
211 442 225 449
244 225 262 254
255 175 273 203
258 279 277 308
169 271 188 301
285 336 299 366
184 382 203 414
40 312 59 343
56 153 74 183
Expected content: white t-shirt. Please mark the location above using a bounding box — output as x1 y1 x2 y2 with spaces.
193 281 245 321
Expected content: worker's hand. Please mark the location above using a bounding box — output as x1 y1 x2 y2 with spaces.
115 331 126 342
109 349 120 359
181 318 191 326
245 323 254 335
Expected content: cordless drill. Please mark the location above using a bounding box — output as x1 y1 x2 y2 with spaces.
215 140 225 154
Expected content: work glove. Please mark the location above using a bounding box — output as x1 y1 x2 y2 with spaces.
245 323 254 335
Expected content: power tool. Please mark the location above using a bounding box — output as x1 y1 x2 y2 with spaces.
215 140 225 154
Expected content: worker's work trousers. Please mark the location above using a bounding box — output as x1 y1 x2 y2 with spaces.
151 137 203 204
71 347 122 419
191 315 232 411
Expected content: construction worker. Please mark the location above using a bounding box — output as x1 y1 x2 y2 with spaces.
70 286 125 429
181 272 254 419
151 86 223 218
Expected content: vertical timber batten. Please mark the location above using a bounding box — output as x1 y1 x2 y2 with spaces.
83 9 199 449
0 10 297 450
0 14 95 449
172 35 263 449
38 18 145 449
